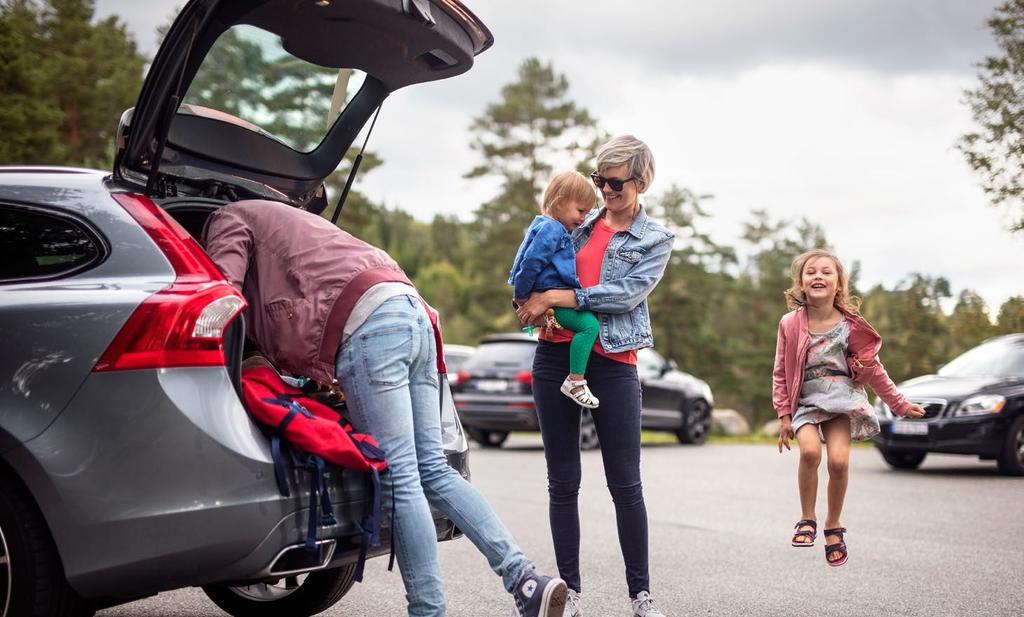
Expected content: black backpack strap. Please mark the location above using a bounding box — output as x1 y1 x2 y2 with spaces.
317 456 337 527
263 395 313 497
305 455 320 551
387 477 396 572
353 465 384 582
270 435 290 497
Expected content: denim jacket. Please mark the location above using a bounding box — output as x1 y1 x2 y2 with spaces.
571 205 674 352
508 215 580 300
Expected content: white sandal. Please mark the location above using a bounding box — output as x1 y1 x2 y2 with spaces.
560 377 599 409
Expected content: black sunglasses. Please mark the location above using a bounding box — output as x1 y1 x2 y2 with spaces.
590 172 636 192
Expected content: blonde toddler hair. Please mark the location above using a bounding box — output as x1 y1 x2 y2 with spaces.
541 171 596 215
784 248 861 313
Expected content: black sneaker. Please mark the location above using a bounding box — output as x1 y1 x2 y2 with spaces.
511 569 568 617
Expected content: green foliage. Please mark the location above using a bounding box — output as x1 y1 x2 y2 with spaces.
5 8 1008 428
996 296 1024 333
462 57 605 342
947 290 997 356
958 0 1024 231
0 0 144 167
861 275 952 383
181 24 348 153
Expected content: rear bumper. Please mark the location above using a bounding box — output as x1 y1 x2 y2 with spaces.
874 414 1006 457
454 395 539 432
7 367 467 599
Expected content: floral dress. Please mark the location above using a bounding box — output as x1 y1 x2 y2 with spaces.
792 319 880 440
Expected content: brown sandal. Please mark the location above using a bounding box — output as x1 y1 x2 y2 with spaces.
823 527 848 566
791 519 817 547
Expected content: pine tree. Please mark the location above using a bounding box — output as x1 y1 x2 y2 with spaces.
0 0 142 167
996 296 1024 333
958 0 1024 231
463 58 604 340
947 290 997 356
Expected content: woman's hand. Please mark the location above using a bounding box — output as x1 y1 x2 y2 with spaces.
903 403 926 418
516 291 553 325
778 415 793 453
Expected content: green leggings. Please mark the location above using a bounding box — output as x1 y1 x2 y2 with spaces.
552 307 599 376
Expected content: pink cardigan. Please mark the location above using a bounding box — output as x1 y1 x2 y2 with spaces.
771 306 911 418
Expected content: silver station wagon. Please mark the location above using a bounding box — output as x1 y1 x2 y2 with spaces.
0 1 491 615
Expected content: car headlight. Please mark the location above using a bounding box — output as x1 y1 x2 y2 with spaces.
954 394 1006 417
874 398 893 419
701 382 713 404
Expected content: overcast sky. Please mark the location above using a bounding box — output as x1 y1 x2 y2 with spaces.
96 0 1023 314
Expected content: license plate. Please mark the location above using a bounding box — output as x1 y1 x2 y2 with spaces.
891 421 928 436
475 379 509 392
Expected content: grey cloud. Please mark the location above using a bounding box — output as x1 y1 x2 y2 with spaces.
474 0 1000 76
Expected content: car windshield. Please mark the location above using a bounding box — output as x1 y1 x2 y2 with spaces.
464 341 536 370
181 24 367 153
938 338 1024 379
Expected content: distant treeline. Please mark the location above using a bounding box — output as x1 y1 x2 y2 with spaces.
2 2 1021 423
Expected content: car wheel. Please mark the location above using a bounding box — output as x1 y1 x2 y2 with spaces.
676 399 712 445
580 410 600 450
202 564 356 617
878 448 927 470
467 429 508 448
0 476 94 617
996 415 1024 476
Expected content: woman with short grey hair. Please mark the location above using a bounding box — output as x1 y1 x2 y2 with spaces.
516 135 674 617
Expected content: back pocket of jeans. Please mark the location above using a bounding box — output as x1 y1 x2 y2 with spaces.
360 324 414 386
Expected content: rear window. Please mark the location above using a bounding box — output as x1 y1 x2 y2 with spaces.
181 24 368 153
0 205 102 282
464 341 536 370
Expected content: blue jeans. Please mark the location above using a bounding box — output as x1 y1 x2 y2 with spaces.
335 295 531 616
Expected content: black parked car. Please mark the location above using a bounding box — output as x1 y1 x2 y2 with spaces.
873 333 1024 475
452 333 714 449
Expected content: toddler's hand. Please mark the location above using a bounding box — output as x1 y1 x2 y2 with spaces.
778 415 793 453
904 403 926 418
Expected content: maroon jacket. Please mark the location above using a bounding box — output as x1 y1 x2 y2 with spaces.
202 200 413 385
772 306 912 418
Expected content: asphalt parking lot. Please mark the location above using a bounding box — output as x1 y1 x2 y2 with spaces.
102 435 1024 617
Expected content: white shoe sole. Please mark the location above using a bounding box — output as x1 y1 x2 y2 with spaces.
559 383 599 409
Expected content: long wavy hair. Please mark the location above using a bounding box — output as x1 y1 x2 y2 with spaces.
784 248 861 313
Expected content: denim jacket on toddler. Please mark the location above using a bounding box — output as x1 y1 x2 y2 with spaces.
508 215 580 300
570 205 674 353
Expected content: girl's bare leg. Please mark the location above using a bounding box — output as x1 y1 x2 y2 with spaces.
821 415 851 562
794 423 822 543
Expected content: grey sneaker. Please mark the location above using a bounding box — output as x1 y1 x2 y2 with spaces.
632 591 666 617
564 588 582 617
511 569 568 617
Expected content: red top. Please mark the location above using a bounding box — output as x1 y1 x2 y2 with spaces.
544 217 637 365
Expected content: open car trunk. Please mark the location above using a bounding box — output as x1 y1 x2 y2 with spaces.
114 0 492 207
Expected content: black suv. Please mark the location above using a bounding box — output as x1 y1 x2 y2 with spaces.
873 333 1024 475
452 333 715 449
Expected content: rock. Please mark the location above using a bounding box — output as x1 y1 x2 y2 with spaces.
761 418 781 436
711 409 750 435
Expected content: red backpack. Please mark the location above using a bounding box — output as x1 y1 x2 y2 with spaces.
241 365 388 580
239 298 449 580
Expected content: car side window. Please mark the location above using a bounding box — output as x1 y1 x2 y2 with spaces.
637 348 664 380
0 205 103 283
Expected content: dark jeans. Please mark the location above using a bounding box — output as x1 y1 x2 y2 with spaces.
532 340 649 597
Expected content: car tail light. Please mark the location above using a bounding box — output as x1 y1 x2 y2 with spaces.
93 193 246 371
514 371 532 386
454 370 471 385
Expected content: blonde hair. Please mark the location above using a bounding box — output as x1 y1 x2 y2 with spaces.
784 248 861 313
541 170 596 215
595 135 656 193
